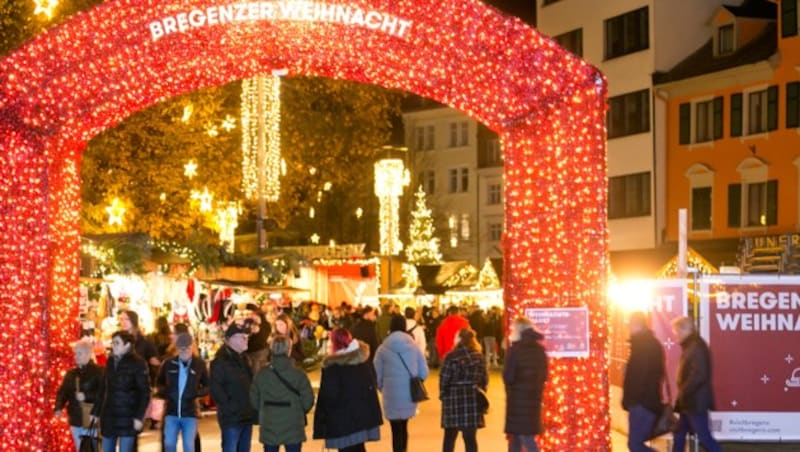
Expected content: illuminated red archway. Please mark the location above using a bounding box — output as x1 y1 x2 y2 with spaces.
0 0 608 449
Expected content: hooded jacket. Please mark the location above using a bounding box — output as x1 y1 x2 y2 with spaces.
374 331 430 420
313 340 383 439
250 354 314 446
503 328 548 435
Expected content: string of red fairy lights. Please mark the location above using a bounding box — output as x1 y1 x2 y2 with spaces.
0 0 608 449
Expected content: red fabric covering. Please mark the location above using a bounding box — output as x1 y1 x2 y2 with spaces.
316 263 374 279
436 314 470 360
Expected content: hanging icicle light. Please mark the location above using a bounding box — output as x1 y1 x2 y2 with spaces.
215 202 239 253
374 158 407 255
241 75 281 201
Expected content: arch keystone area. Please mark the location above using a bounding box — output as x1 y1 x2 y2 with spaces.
0 0 609 449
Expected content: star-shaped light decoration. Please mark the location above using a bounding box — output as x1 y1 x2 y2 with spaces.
310 233 320 244
323 181 332 191
221 115 236 132
184 160 198 179
105 198 125 226
198 187 213 212
33 0 59 19
355 207 363 219
206 123 219 137
181 103 193 123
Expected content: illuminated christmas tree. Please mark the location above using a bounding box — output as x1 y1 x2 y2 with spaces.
405 186 442 264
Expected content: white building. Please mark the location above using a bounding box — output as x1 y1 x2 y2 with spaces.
537 0 728 251
402 100 503 267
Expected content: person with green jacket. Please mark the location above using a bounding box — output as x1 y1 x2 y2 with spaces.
250 335 315 452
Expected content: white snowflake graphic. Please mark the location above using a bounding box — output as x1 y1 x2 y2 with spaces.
761 374 770 384
786 354 795 364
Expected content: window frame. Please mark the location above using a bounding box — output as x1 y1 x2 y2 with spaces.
691 186 713 231
604 7 649 60
488 223 503 242
782 0 798 38
607 89 650 139
717 24 735 56
488 183 502 205
608 171 652 219
554 28 583 57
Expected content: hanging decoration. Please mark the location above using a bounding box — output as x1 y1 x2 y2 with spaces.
105 198 126 226
241 75 282 201
214 202 239 253
0 0 607 449
374 158 408 256
32 0 59 19
405 185 442 264
183 160 198 179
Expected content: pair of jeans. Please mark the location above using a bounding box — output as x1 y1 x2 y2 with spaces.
102 436 136 452
264 444 301 452
221 423 253 452
164 415 199 452
71 426 95 452
672 411 722 452
627 405 657 452
508 434 538 452
339 444 365 452
389 419 408 451
483 337 497 366
443 428 477 452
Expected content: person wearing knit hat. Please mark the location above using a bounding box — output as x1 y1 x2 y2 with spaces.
156 332 209 452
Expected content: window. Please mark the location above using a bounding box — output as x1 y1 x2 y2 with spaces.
488 184 502 205
554 28 583 57
717 24 734 55
695 100 714 143
787 82 800 128
425 125 435 150
418 170 435 194
746 87 778 134
543 0 562 5
782 0 798 38
691 187 712 230
414 127 425 150
449 123 458 147
489 223 503 242
730 93 743 137
448 168 468 193
460 214 470 240
487 139 503 165
728 180 778 227
608 172 651 219
448 215 458 247
608 89 649 138
604 7 649 59
686 97 723 143
460 122 469 146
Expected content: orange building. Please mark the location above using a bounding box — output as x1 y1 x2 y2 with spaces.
653 0 800 273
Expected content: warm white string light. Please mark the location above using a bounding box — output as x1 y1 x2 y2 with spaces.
374 158 407 255
241 75 281 201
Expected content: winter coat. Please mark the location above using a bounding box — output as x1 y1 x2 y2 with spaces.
93 351 151 437
503 329 548 435
373 331 430 420
439 344 488 429
250 355 314 446
436 314 470 360
313 340 383 439
54 362 103 427
155 355 210 418
210 345 257 427
675 333 715 414
622 328 665 414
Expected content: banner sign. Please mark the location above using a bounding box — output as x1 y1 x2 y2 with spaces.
148 1 414 41
701 276 800 440
525 307 589 358
608 280 687 400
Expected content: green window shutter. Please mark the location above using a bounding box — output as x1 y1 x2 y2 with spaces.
731 93 743 137
728 184 741 228
768 85 779 131
713 96 723 140
782 0 798 38
767 180 778 225
679 103 691 144
787 82 800 128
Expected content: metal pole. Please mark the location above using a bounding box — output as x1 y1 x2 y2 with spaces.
256 75 266 252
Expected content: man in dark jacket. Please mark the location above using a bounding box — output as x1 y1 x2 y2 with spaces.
156 333 209 452
503 316 548 452
211 323 256 452
671 316 721 452
351 306 379 363
622 311 665 452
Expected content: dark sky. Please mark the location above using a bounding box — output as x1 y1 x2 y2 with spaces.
483 0 536 26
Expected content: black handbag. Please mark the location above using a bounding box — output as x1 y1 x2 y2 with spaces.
648 369 678 440
78 419 98 452
396 352 429 402
475 385 489 414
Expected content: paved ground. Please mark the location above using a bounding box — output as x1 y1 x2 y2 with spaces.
136 368 799 451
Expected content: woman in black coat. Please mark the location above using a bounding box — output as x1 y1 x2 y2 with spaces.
313 327 383 452
54 338 103 451
503 317 548 452
439 327 488 452
92 330 151 452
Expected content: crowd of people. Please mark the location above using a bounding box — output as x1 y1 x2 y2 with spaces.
54 302 548 452
55 302 722 452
